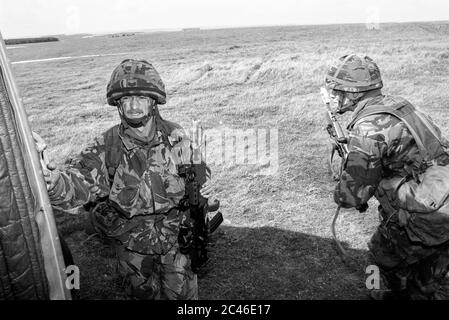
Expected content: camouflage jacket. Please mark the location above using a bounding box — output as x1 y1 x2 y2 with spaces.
334 95 449 210
49 119 198 254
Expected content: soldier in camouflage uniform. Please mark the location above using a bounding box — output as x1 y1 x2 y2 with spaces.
45 59 212 299
325 54 449 299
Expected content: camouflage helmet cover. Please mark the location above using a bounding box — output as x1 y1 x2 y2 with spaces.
325 54 383 93
106 59 166 106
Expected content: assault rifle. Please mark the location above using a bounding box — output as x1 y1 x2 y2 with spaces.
177 162 223 273
320 87 350 260
321 87 348 181
176 124 223 273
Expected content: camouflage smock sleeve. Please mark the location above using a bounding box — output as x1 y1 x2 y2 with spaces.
49 134 109 212
334 114 391 208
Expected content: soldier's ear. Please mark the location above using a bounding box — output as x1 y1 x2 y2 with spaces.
150 103 159 116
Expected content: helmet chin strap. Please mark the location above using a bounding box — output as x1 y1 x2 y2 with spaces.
123 114 150 128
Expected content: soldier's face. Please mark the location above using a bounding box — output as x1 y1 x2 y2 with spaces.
119 95 155 119
330 91 357 114
329 90 345 113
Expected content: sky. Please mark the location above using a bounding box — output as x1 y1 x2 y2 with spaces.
0 0 448 38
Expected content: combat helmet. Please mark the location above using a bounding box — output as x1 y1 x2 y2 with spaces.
325 54 383 93
106 59 166 106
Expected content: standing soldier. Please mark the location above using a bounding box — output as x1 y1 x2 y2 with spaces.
44 59 214 300
325 54 449 299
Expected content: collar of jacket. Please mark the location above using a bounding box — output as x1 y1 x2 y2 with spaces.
118 119 163 150
351 91 385 122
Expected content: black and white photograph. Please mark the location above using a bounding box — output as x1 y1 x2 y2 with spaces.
1 0 449 306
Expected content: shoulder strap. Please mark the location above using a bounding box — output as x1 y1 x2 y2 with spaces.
104 125 124 186
348 97 446 162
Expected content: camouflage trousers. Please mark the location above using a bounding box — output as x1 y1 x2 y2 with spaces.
90 203 198 299
369 209 449 300
116 243 198 300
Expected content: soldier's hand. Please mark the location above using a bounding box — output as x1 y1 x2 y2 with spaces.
88 184 106 198
43 162 61 192
200 180 215 199
333 188 353 209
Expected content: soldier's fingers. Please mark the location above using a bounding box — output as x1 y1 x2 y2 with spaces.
202 184 215 193
200 187 211 193
43 169 51 178
46 162 57 171
43 172 54 189
201 183 213 190
200 187 214 197
202 179 213 187
200 188 214 198
43 169 61 187
89 185 100 194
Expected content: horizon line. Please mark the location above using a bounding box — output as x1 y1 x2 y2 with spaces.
4 18 449 39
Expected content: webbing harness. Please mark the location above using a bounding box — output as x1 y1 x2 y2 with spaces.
348 97 448 164
103 116 174 186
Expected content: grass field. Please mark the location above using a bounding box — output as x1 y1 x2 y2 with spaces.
6 21 449 299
